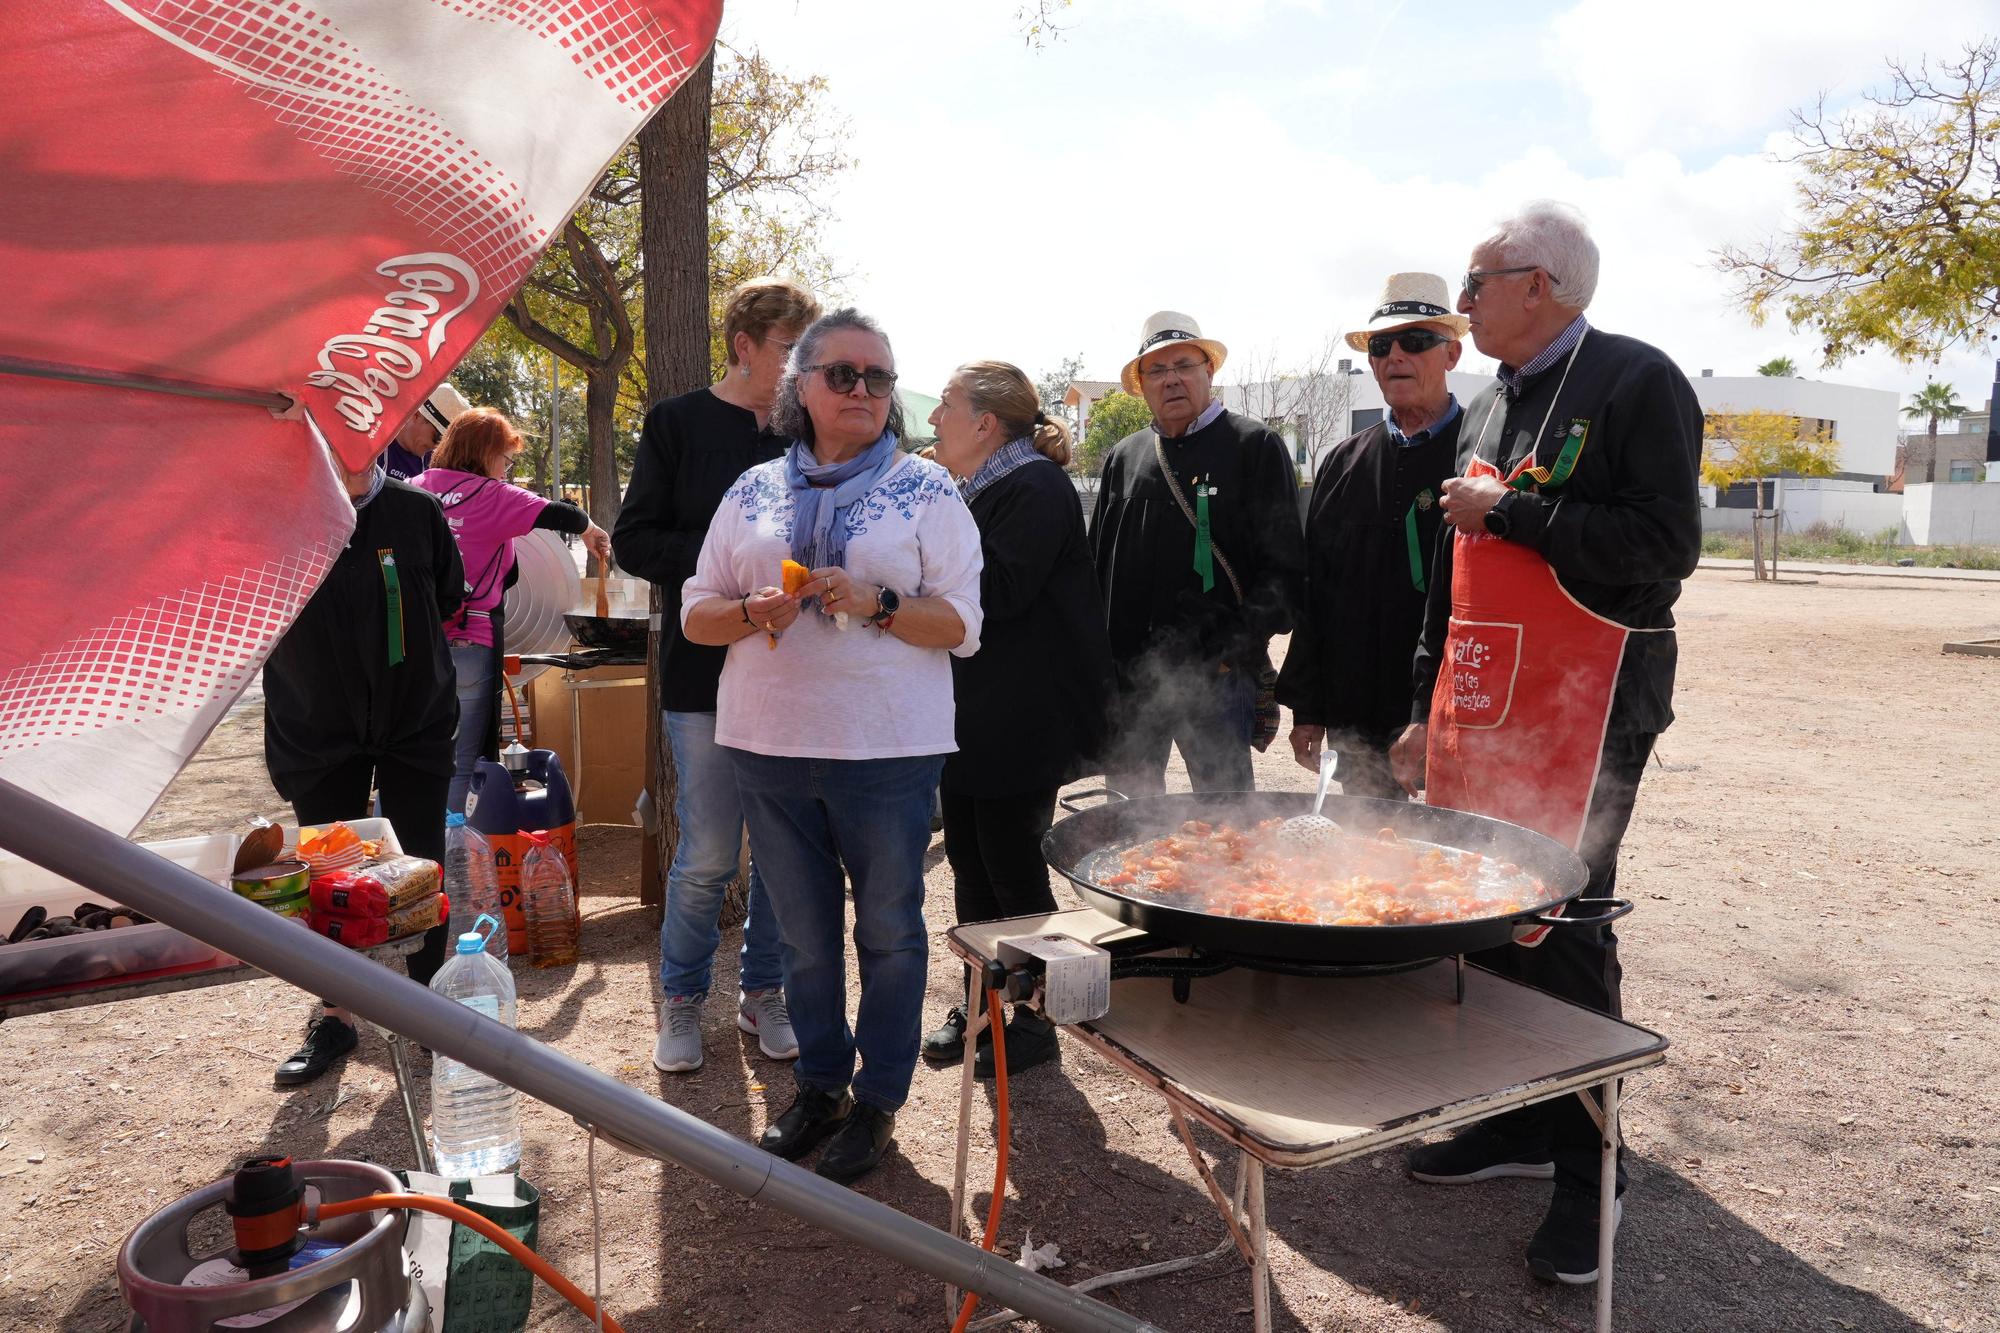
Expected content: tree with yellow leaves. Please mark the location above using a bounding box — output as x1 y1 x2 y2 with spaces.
1702 409 1842 580
1717 41 1998 367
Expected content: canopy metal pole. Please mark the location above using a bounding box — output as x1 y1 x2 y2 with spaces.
0 779 1161 1333
0 354 294 413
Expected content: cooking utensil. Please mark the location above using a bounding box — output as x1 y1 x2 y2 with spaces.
594 553 611 619
1044 789 1626 964
1279 747 1340 847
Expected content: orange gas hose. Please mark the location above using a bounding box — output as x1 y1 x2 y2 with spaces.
319 1193 623 1333
950 987 1010 1333
501 671 527 743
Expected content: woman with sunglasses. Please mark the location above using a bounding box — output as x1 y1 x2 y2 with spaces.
1277 272 1466 800
681 307 984 1183
613 277 821 1077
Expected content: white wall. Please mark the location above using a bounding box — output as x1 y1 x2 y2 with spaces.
1700 486 1903 537
1693 375 1900 476
1901 483 2000 545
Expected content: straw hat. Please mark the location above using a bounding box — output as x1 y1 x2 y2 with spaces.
1343 273 1470 353
1120 311 1229 395
419 381 472 431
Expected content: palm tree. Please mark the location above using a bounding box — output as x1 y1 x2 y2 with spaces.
1902 382 1967 483
1756 355 1797 377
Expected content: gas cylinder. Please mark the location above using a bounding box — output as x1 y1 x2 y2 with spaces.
466 748 577 956
118 1157 424 1332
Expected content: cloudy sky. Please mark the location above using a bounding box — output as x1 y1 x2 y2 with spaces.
721 0 1995 417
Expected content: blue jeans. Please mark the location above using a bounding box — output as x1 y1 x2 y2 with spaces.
728 749 944 1114
448 643 493 814
660 711 784 999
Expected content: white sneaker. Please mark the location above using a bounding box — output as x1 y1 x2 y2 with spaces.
653 994 704 1072
738 988 800 1060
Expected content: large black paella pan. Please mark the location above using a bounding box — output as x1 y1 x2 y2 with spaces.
1042 789 1628 965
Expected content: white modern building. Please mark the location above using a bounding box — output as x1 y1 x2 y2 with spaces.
1686 372 1899 478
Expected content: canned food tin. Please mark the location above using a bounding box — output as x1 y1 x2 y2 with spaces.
231 860 311 904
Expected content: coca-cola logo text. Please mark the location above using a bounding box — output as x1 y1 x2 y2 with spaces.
306 253 480 432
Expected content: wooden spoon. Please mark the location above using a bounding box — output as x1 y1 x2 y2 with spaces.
594 553 611 619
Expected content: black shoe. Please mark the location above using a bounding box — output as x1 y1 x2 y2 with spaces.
816 1104 895 1183
1527 1187 1624 1284
274 1016 357 1087
758 1086 852 1161
922 1005 989 1065
975 1008 1059 1080
1407 1122 1554 1184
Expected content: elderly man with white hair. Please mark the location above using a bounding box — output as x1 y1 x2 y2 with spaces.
1390 201 1702 1285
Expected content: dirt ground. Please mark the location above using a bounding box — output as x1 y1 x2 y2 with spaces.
2 566 1996 1333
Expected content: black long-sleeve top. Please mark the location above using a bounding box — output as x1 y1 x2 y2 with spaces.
1277 414 1460 748
264 480 465 798
944 458 1115 798
612 388 784 712
1088 409 1305 676
1411 329 1703 734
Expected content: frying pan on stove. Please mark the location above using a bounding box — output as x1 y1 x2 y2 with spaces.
1042 789 1625 964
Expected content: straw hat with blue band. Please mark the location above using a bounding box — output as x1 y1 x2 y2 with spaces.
1120 311 1230 395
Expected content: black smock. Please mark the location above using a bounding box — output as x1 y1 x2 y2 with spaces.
943 458 1115 799
1411 329 1703 735
1276 413 1460 753
613 388 784 713
1089 409 1305 676
263 479 465 800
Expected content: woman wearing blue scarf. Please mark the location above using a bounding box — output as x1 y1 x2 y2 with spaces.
682 308 985 1183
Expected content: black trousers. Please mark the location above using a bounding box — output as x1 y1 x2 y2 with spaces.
1465 727 1656 1195
1105 664 1255 797
291 751 452 989
941 788 1059 925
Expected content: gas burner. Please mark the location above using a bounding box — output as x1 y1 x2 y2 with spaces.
1102 934 1466 1004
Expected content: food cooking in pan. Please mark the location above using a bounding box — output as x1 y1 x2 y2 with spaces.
1098 820 1547 928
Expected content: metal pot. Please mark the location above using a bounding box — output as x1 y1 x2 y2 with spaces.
1042 789 1628 964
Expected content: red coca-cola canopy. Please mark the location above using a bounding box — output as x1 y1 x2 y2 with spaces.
0 0 721 833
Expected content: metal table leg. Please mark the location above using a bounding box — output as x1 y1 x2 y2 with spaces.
382 1027 434 1174
945 965 987 1318
1597 1075 1621 1333
1244 1153 1270 1333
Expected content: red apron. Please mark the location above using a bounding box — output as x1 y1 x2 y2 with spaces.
1424 452 1629 939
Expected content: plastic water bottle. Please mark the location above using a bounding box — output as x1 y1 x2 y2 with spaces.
428 917 521 1178
442 813 506 965
519 832 578 969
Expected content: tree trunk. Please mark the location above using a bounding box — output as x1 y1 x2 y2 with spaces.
584 366 621 532
1751 476 1767 580
636 51 716 916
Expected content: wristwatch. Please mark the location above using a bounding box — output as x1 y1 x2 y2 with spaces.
867 586 901 626
1483 496 1512 538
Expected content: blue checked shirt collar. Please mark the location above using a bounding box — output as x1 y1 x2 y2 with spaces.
1386 394 1461 446
1498 314 1589 397
959 437 1044 504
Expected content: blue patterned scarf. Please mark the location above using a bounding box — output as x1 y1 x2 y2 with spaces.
784 430 901 612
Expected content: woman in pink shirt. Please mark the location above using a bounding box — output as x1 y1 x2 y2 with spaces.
416 408 610 810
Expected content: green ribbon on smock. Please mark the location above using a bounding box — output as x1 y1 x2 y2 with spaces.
1508 419 1590 492
1192 479 1215 593
1403 501 1427 592
377 549 405 667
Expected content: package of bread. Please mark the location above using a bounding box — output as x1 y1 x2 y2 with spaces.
308 855 442 918
313 892 448 949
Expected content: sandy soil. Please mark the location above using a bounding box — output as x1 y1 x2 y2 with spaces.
2 566 1997 1333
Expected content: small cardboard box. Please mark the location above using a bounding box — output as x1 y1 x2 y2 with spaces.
526 665 648 827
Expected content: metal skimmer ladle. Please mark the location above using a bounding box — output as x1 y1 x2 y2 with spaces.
1279 744 1342 847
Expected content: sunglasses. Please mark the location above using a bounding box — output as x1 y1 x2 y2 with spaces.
1460 265 1548 301
807 362 898 398
1367 328 1452 359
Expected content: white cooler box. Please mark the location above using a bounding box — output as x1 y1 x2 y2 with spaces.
0 833 240 998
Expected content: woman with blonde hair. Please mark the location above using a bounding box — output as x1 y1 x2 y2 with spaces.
613 277 822 1075
414 407 608 812
920 361 1113 1076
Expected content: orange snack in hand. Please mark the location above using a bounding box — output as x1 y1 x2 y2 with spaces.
781 559 811 597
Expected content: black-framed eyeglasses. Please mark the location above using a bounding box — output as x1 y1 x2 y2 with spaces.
806 362 898 398
1366 328 1452 359
1460 266 1548 301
